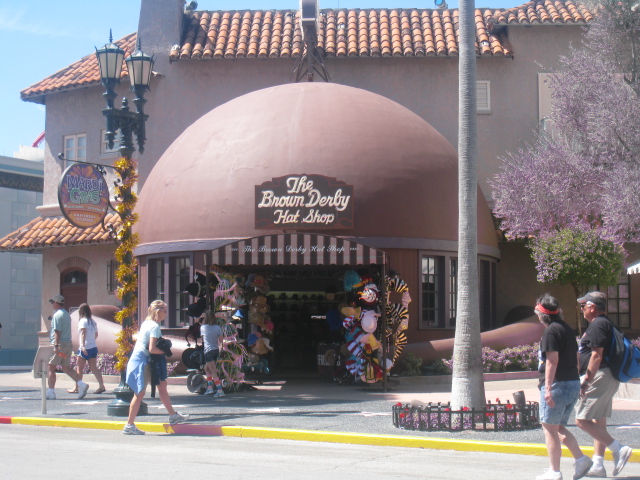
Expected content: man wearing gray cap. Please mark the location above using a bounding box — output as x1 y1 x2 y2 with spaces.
47 295 89 400
575 291 633 477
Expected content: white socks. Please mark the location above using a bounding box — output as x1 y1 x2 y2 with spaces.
608 440 621 454
592 455 604 468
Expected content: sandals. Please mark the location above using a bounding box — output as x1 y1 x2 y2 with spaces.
67 387 78 394
93 387 106 394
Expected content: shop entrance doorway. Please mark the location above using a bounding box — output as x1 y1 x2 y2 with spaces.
241 267 347 374
209 233 388 383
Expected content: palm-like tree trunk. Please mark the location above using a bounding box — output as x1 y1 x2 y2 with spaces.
451 0 486 410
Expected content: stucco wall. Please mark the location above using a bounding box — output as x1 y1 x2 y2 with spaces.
0 187 42 354
40 244 119 335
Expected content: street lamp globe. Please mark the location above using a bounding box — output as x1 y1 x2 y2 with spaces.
95 30 125 85
125 45 154 90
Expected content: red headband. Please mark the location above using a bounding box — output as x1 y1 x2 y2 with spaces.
535 304 558 315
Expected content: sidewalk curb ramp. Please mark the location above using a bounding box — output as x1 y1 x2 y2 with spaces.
4 415 636 464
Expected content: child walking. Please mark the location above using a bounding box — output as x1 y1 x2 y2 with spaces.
201 311 225 397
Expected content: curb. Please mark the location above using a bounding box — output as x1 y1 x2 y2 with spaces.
3 415 636 463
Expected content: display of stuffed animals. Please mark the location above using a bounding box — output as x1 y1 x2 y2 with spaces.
183 267 409 388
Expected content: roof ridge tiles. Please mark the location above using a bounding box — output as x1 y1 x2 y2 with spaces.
23 1 594 102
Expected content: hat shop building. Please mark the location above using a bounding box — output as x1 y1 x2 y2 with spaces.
1 0 639 372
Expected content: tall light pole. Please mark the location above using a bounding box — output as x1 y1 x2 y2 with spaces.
95 31 154 416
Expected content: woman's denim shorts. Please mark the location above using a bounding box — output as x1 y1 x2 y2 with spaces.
78 347 98 360
539 379 580 425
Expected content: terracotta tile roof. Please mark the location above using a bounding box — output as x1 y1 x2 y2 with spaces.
21 1 593 103
492 0 594 25
171 1 592 61
21 33 138 105
0 213 121 251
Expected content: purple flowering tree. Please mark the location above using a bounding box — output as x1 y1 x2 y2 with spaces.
491 1 639 312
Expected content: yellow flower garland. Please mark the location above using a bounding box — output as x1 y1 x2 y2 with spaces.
112 156 139 372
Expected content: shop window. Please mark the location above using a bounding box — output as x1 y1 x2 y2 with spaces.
420 254 496 330
449 258 458 327
170 256 191 328
595 275 631 329
421 256 445 328
479 258 497 330
107 259 120 294
63 134 86 166
148 258 165 303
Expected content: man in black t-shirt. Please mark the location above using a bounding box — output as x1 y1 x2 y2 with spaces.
575 292 633 477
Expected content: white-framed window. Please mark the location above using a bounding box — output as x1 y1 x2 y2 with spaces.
538 73 555 136
63 134 86 164
477 81 491 114
101 130 121 155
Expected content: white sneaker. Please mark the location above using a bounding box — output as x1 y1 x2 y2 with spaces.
214 389 225 397
168 412 189 425
536 469 562 480
123 424 145 435
585 465 606 478
46 389 56 400
574 455 593 480
77 381 89 400
613 445 632 476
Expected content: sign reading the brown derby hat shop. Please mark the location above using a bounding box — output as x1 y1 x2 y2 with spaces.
58 163 110 228
256 174 354 229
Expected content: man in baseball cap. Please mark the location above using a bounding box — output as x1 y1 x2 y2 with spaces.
575 291 632 476
47 294 89 400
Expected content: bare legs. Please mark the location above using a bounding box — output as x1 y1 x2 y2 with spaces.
542 423 586 471
77 357 105 390
127 388 147 425
576 418 613 456
127 381 176 426
204 361 221 384
48 363 80 389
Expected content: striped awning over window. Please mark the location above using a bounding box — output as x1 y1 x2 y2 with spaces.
210 233 385 266
627 261 640 275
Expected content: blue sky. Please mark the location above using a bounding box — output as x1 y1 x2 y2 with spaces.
0 0 516 156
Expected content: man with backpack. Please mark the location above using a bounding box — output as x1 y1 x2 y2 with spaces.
575 292 633 477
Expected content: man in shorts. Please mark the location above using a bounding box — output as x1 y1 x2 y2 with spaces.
47 295 89 400
575 292 633 477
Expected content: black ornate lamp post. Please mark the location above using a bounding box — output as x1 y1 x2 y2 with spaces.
95 32 154 416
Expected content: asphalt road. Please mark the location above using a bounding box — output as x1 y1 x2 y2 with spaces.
5 423 640 480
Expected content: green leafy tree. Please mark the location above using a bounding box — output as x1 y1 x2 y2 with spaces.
529 228 625 331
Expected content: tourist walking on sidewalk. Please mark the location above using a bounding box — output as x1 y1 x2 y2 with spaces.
575 292 633 477
68 304 106 395
47 295 89 400
535 294 592 480
123 300 189 435
201 311 225 397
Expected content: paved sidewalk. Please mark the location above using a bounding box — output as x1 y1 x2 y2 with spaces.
1 369 638 463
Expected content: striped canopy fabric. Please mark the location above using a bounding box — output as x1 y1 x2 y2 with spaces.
210 233 385 266
627 261 640 275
